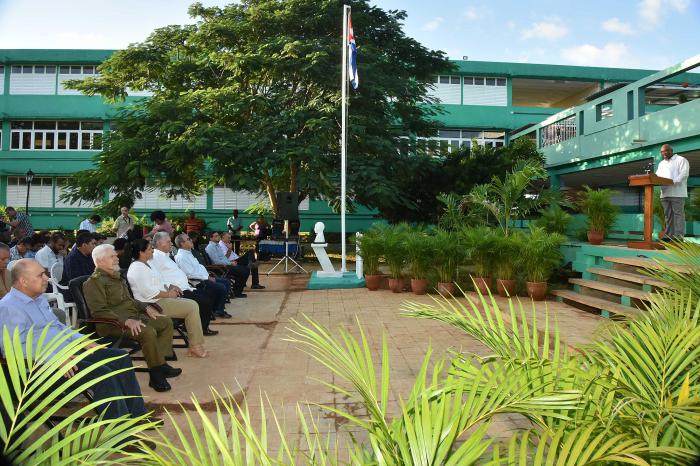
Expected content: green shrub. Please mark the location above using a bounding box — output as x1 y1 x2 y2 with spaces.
577 186 619 234
405 230 434 280
533 204 572 235
357 228 383 275
431 230 466 282
520 226 566 282
460 226 497 277
490 230 524 280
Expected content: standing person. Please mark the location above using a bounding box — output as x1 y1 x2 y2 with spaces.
249 215 269 256
0 243 10 299
656 144 690 240
113 206 134 239
78 215 102 233
226 209 243 254
35 232 67 273
148 210 173 238
9 237 34 261
3 207 34 238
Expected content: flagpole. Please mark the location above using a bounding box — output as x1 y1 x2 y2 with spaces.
340 4 350 273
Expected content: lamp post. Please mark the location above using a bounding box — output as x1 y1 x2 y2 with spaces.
25 169 34 216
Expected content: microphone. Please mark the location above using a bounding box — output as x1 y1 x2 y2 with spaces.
643 161 653 174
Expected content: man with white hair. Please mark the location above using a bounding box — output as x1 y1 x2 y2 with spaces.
83 244 180 392
150 232 217 335
0 258 153 422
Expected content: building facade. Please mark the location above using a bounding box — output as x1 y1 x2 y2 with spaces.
1 49 690 232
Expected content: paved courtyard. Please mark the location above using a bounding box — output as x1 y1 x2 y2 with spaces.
135 265 606 455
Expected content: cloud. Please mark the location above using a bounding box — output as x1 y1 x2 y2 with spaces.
639 0 690 25
422 17 444 32
463 7 481 20
602 17 634 35
521 18 568 40
561 42 642 68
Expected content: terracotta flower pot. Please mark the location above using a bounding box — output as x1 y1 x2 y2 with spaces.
496 279 516 297
365 274 382 291
526 281 547 301
471 276 492 295
411 278 428 295
437 281 456 296
388 278 404 293
587 230 604 245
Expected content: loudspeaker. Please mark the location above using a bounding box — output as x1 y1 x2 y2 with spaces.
276 192 299 220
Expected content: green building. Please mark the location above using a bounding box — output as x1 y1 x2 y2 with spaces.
1 49 698 233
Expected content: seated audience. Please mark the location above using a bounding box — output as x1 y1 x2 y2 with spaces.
112 238 131 272
150 232 218 336
147 210 173 238
219 232 264 290
9 236 33 261
63 232 97 284
127 239 209 358
205 232 249 298
83 244 180 392
0 258 152 421
174 233 232 319
35 232 67 273
0 243 10 298
79 214 101 233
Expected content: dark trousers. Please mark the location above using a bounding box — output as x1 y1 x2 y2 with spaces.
75 348 146 420
196 279 229 313
182 288 213 330
231 234 242 255
224 264 250 295
235 251 260 286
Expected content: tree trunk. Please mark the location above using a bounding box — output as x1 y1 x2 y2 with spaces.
290 162 298 193
264 177 278 217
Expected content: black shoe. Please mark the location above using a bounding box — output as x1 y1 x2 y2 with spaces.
161 363 182 378
251 284 265 289
165 353 178 362
215 311 232 319
234 293 247 298
148 368 172 392
204 328 219 336
210 314 217 321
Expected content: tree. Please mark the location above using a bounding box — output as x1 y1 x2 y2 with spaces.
60 0 453 216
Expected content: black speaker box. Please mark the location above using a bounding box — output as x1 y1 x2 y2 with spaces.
276 192 299 220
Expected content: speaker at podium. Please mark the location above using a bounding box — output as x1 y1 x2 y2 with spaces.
276 192 299 220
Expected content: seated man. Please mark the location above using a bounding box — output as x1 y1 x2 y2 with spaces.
174 233 232 319
62 232 97 285
35 232 67 273
9 236 34 261
83 244 180 392
0 259 153 423
205 232 250 298
150 232 218 335
219 232 264 290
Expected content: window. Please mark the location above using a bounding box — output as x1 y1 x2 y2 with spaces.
0 65 4 95
414 129 506 155
212 187 310 211
596 99 614 121
428 75 462 104
6 176 53 208
10 121 104 150
9 64 57 95
462 76 507 106
58 65 99 95
55 178 99 208
540 115 577 147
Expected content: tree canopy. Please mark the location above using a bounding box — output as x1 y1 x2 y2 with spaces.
61 0 453 215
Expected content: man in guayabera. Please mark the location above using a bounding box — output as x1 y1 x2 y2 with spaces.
655 144 690 241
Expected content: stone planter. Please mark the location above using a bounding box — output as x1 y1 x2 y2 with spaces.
411 278 428 295
587 230 604 245
388 277 404 293
471 276 492 295
365 274 382 291
496 278 516 297
437 281 456 296
526 281 547 301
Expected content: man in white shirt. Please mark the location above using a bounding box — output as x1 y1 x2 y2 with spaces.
218 232 265 290
78 214 101 233
150 232 218 335
655 144 690 240
174 233 232 318
35 232 67 273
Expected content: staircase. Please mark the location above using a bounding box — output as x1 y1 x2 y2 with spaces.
551 256 673 318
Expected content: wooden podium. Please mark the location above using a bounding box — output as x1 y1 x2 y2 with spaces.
627 173 673 250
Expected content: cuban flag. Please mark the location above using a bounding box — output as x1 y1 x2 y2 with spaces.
348 14 358 90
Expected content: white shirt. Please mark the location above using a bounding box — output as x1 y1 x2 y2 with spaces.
150 249 194 291
656 154 690 198
218 240 240 262
35 245 63 272
174 249 209 281
126 261 167 303
78 219 97 233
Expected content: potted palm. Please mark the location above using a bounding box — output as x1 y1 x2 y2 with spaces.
382 227 407 293
461 226 496 295
432 230 465 296
491 231 523 297
577 186 619 245
520 226 566 300
357 230 383 291
405 230 433 295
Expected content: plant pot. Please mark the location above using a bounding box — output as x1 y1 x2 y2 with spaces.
587 230 604 245
471 276 492 295
365 274 382 291
411 278 428 295
526 281 547 301
496 279 516 297
388 278 403 293
437 281 456 296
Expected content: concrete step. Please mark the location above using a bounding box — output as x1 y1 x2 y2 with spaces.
587 267 666 288
569 278 651 301
551 289 641 319
603 256 692 273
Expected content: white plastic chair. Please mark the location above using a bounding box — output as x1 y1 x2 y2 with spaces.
48 262 78 328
